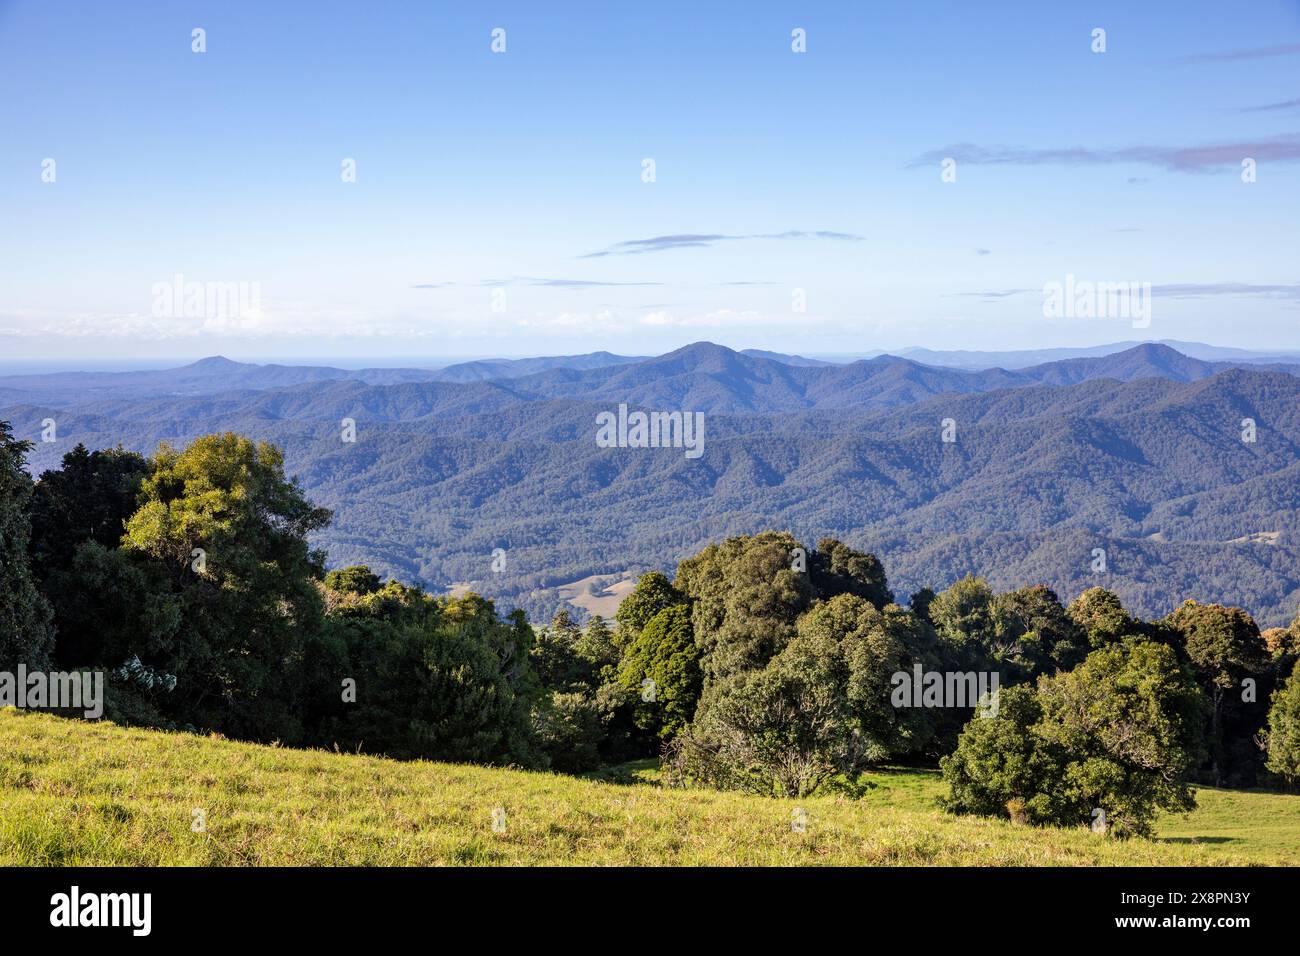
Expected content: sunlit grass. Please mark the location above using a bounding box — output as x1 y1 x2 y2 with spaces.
2 709 1296 866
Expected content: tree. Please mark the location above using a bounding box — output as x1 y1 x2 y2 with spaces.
943 640 1203 838
675 531 813 688
795 594 930 760
1033 641 1202 836
27 444 153 668
531 609 591 693
671 595 935 796
317 586 542 765
575 615 620 685
0 422 53 670
1166 600 1269 785
673 636 854 798
909 587 936 624
42 541 181 720
120 433 332 742
614 571 685 646
29 444 150 576
928 574 996 669
992 584 1087 680
1265 661 1300 785
1067 587 1135 649
532 610 638 768
809 538 893 609
323 565 383 596
533 691 605 773
618 604 702 740
938 685 1065 821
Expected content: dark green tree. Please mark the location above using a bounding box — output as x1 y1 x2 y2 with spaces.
1166 600 1269 785
928 574 996 669
992 584 1087 680
618 604 702 740
614 571 685 646
319 590 541 764
0 422 53 670
29 444 150 576
809 538 893 609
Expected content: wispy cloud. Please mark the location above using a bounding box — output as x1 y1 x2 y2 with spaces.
1238 98 1300 113
949 282 1300 302
1178 43 1300 64
581 230 864 258
910 135 1300 172
946 289 1032 301
1151 282 1300 299
413 277 661 289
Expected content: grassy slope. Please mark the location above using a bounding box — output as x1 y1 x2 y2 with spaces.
2 709 1297 866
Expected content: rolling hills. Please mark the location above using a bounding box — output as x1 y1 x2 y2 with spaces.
3 342 1300 626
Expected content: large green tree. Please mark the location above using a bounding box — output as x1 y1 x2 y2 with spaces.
120 433 332 742
675 531 813 688
1166 600 1269 785
28 444 152 667
942 640 1203 838
928 574 996 668
992 584 1087 680
673 594 935 796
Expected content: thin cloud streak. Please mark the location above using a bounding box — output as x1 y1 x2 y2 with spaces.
413 277 662 289
1238 98 1300 113
1178 43 1300 64
910 135 1300 172
950 283 1300 301
581 230 864 258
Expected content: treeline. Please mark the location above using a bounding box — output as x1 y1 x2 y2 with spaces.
3 425 1300 838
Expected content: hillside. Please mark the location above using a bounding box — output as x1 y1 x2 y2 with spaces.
3 710 1297 865
6 342 1300 626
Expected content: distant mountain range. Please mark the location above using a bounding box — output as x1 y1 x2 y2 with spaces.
885 340 1300 370
4 341 1300 627
5 339 1294 405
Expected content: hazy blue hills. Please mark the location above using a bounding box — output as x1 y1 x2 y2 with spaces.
4 341 1300 627
427 351 647 381
0 350 647 403
891 340 1300 370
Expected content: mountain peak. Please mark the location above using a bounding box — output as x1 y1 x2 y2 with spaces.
185 356 246 370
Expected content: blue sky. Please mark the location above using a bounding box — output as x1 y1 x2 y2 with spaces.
1 0 1298 364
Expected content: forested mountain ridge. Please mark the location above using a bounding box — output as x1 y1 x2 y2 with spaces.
3 343 1299 625
6 341 1297 413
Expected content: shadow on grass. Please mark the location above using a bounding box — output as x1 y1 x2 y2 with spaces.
581 759 660 786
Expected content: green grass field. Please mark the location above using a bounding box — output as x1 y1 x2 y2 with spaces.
2 708 1297 866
